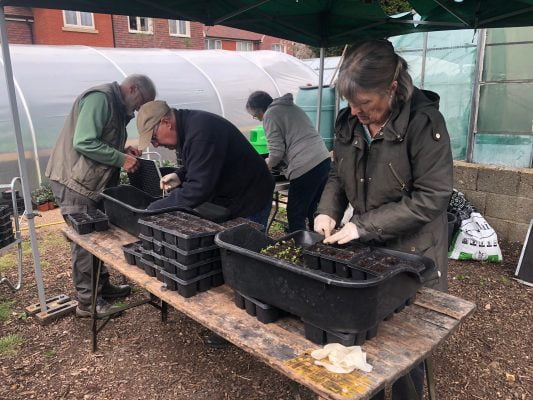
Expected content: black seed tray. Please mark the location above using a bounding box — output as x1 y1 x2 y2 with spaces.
101 185 195 236
137 257 157 277
127 158 165 198
141 211 223 251
85 210 109 231
160 269 224 298
302 242 372 278
219 217 264 232
141 251 155 263
102 185 229 237
161 241 220 266
138 233 154 251
234 291 282 324
163 256 221 280
155 266 165 283
121 241 142 265
151 251 168 267
215 224 437 333
0 221 13 236
0 235 15 249
67 213 94 235
302 319 379 346
0 212 11 225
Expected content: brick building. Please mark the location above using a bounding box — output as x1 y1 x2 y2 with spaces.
204 25 295 55
4 6 33 44
4 7 299 55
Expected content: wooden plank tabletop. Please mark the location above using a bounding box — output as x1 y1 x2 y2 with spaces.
63 226 475 400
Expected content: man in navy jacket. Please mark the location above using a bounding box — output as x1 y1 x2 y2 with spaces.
137 100 274 228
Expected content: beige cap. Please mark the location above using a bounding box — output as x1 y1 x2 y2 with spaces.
137 100 171 149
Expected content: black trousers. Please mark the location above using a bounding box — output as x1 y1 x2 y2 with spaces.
287 158 330 232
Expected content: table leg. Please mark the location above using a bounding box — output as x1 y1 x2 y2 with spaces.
161 300 168 322
266 191 279 233
425 356 437 400
91 255 102 353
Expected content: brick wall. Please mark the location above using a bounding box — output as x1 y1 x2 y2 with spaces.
5 6 33 44
112 16 204 49
454 161 533 242
32 9 113 47
259 36 295 56
6 20 33 44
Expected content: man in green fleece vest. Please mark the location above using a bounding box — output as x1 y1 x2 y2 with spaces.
46 74 156 318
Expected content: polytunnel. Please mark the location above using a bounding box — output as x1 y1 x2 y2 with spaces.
0 45 318 190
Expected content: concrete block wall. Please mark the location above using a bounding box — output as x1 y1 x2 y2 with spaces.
454 161 533 243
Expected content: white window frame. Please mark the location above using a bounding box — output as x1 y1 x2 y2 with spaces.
272 43 286 53
62 10 95 29
169 20 190 37
236 40 254 51
128 16 153 34
205 38 222 50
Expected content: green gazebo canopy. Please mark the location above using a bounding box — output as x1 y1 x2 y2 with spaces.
2 0 533 46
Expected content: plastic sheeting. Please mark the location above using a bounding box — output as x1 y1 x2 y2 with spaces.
0 46 318 189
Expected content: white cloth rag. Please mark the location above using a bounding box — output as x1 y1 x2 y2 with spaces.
311 343 373 374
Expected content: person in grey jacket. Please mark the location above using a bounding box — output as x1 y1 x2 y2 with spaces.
315 39 453 400
246 91 330 232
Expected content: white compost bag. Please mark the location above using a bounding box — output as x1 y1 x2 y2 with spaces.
448 212 503 262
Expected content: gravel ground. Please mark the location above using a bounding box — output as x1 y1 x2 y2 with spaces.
0 211 531 400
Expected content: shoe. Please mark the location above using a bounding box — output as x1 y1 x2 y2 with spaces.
203 332 231 349
76 298 123 319
101 282 131 299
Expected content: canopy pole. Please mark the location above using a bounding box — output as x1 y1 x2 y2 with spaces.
0 6 48 313
316 47 325 133
466 29 486 163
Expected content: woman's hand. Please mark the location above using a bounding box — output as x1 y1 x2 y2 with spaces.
323 222 359 245
314 214 336 238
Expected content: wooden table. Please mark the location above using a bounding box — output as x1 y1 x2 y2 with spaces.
63 226 475 400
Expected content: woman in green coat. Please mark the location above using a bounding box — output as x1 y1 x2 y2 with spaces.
314 39 453 400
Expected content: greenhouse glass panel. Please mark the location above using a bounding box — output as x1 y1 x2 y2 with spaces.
390 32 424 51
483 43 533 82
398 52 422 87
478 83 533 133
426 29 477 49
473 134 532 168
487 27 533 44
424 47 476 85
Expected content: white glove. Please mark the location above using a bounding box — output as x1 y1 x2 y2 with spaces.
314 214 336 238
311 343 373 374
160 173 181 191
323 222 359 245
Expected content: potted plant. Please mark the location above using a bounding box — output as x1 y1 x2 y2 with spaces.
32 182 55 211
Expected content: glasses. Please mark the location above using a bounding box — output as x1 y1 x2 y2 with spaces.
151 122 160 145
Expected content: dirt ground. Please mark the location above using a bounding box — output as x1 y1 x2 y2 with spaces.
0 209 531 400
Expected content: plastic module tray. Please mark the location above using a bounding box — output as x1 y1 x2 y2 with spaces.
215 224 437 333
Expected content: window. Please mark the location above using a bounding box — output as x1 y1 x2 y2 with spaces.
236 41 254 51
128 16 153 34
272 44 286 52
169 20 190 37
63 10 94 29
205 39 222 50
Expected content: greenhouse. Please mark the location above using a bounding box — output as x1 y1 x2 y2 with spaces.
0 46 318 189
304 26 533 169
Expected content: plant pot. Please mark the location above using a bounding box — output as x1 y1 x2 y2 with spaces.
48 201 57 209
36 202 50 212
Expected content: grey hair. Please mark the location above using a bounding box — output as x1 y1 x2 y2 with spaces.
337 39 413 109
122 74 157 101
246 91 273 115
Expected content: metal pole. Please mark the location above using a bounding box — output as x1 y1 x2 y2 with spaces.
0 6 47 312
466 29 487 163
316 47 325 132
420 32 429 89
